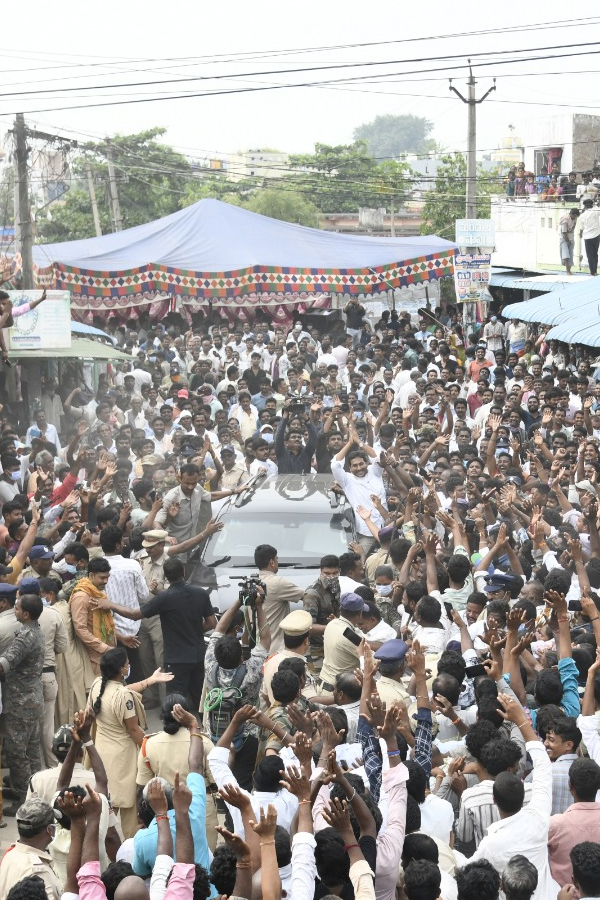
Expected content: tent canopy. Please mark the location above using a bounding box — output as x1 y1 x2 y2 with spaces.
503 278 600 325
8 336 131 361
32 198 455 309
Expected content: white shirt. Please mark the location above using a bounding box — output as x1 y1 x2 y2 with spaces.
338 575 364 595
471 740 558 900
330 457 387 537
580 207 600 240
420 793 455 844
103 554 150 636
207 746 298 837
365 619 397 642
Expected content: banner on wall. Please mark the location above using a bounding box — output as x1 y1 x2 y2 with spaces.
453 253 492 303
6 290 72 350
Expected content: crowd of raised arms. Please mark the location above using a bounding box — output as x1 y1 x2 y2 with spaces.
3 295 600 900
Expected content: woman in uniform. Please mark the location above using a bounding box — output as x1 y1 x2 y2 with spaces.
88 646 173 838
135 692 219 850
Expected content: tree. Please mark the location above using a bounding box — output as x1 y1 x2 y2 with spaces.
354 115 435 159
287 141 378 213
238 188 320 227
37 128 192 243
369 159 415 215
420 153 504 238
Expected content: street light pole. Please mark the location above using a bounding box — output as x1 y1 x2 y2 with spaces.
450 62 496 219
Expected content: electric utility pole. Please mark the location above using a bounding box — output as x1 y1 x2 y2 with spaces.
14 114 34 289
449 63 496 219
85 162 103 237
105 141 123 232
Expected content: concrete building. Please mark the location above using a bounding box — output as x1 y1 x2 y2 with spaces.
490 197 589 273
320 207 422 236
523 113 600 175
227 150 289 182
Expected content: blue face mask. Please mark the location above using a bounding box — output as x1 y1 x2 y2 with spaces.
377 584 393 596
65 564 77 575
9 471 20 481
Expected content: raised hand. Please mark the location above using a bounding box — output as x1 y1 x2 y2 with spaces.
545 589 568 616
173 771 193 815
215 825 251 859
287 703 314 738
364 692 386 730
249 803 278 839
279 765 311 801
219 782 252 810
315 710 345 749
406 639 426 678
378 702 403 740
497 693 528 725
293 731 313 773
147 778 169 816
57 790 86 822
322 796 354 840
172 703 197 730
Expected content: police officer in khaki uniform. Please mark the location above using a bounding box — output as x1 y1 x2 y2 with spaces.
260 609 315 709
373 638 411 708
138 529 168 708
302 554 340 674
0 799 62 899
135 696 218 851
317 592 366 697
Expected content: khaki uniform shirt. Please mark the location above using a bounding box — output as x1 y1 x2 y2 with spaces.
0 841 63 900
39 605 69 668
155 485 212 561
0 608 19 656
259 570 304 654
319 615 363 687
376 675 411 708
28 762 96 803
139 550 168 597
221 464 248 490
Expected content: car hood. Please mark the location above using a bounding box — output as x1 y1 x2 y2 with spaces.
188 560 314 612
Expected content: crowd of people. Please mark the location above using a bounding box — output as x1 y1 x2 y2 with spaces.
504 162 600 204
1 294 600 900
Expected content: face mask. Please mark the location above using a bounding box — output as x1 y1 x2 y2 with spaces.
9 471 20 481
40 594 49 606
262 433 274 444
65 564 77 575
377 584 393 596
321 575 339 591
125 665 131 680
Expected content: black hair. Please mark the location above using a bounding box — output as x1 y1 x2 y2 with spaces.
465 720 499 761
389 538 412 567
7 876 48 900
405 759 428 804
476 695 504 729
457 860 501 900
479 738 522 776
512 598 536 621
501 855 538 900
406 581 427 604
402 833 439 867
404 860 442 900
416 595 442 626
162 693 195 736
550 715 582 752
535 704 564 740
339 551 361 576
88 557 111 575
209 845 236 896
94 646 128 714
253 754 284 793
272 669 300 705
278 656 306 681
569 757 600 802
405 795 422 833
448 553 471 583
164 557 185 583
534 668 564 707
38 576 62 597
214 634 242 669
432 672 461 706
274 824 292 867
493 771 524 815
19 594 43 620
254 544 278 569
543 566 571 595
571 841 600 896
99 524 123 554
327 707 348 744
64 542 89 563
320 554 340 569
335 672 361 702
437 650 466 684
315 828 350 888
283 630 309 650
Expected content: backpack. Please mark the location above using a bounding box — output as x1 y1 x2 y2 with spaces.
207 662 247 743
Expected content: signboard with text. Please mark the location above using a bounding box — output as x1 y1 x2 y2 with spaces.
7 290 72 350
455 219 495 247
454 253 492 303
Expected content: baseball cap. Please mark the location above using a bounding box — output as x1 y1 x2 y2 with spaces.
29 546 54 561
16 798 56 833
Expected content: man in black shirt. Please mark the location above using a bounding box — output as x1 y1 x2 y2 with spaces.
345 298 366 348
97 557 216 708
275 401 318 474
242 352 265 396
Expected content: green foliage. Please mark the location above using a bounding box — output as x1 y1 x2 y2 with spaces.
420 153 504 238
37 128 191 243
354 115 434 158
239 188 320 227
287 141 379 213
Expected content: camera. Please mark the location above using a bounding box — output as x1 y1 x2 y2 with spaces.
288 393 310 416
238 574 266 608
339 388 350 413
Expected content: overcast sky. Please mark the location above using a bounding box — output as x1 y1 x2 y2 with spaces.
1 2 599 162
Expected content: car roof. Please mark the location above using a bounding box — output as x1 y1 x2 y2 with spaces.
226 473 347 515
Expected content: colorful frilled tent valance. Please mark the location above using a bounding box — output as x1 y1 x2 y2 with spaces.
32 198 456 310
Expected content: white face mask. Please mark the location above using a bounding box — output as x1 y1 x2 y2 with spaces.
377 584 393 596
125 665 131 680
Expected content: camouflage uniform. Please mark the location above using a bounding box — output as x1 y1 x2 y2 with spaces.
0 622 45 800
302 580 340 673
375 597 403 635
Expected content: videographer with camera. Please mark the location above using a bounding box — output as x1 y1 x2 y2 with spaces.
254 544 304 652
274 397 319 475
203 581 271 790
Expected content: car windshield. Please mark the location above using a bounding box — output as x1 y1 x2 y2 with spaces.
203 511 354 566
